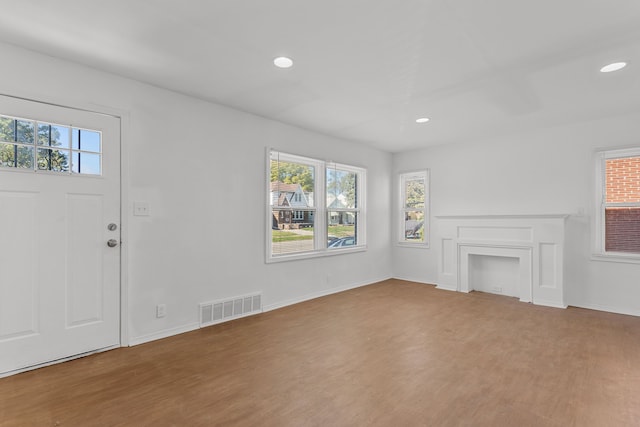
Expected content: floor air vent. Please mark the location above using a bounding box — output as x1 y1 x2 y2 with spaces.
199 293 262 327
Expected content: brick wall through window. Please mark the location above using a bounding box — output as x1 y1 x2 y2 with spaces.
605 208 640 253
605 156 640 253
606 157 640 203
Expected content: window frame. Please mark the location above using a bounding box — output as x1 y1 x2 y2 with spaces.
398 170 429 248
593 147 640 263
266 149 367 263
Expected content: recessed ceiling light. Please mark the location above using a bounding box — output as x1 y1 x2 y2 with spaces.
415 117 430 124
273 56 293 68
600 62 627 73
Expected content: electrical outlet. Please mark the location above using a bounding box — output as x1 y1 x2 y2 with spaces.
156 304 166 318
134 201 150 216
491 286 503 293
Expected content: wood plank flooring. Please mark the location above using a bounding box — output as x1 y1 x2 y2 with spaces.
2 279 640 426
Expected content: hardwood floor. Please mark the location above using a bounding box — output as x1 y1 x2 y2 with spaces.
2 279 640 426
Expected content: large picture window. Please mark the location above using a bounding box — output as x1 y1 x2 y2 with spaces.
399 171 428 246
595 148 640 259
268 150 366 261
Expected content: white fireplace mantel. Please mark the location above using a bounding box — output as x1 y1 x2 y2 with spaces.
435 214 569 308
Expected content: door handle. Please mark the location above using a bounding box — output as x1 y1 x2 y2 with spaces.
107 239 119 248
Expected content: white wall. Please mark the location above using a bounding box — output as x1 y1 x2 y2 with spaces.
4 39 638 348
393 113 640 316
0 43 393 344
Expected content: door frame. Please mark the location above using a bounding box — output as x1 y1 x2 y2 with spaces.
0 92 131 359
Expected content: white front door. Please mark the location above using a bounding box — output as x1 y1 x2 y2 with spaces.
0 95 121 376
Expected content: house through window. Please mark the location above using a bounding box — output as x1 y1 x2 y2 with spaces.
268 150 366 261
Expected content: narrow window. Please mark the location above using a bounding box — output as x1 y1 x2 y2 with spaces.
399 171 428 246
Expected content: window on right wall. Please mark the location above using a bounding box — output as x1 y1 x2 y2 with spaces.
399 170 429 247
595 148 640 258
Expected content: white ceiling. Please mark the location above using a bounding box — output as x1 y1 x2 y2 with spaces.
0 0 639 152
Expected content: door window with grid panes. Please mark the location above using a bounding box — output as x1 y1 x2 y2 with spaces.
0 115 101 175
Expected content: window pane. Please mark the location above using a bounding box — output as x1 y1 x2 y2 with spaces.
271 209 315 255
404 211 425 242
327 168 357 209
72 152 101 175
37 148 70 172
72 129 101 152
270 155 316 256
606 157 640 203
0 142 16 167
270 160 314 204
37 124 49 145
17 146 33 168
16 120 34 144
0 143 34 169
0 116 15 142
71 129 79 149
327 212 357 248
404 177 425 208
605 207 640 253
38 124 70 148
53 126 70 148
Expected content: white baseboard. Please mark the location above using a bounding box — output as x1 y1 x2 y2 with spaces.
129 277 393 345
263 276 392 312
124 285 640 348
391 276 437 285
534 299 568 309
435 283 458 292
569 302 640 317
128 322 200 346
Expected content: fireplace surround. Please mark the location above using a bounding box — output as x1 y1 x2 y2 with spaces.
435 215 568 308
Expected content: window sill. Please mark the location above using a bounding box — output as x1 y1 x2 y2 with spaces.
397 242 430 249
591 253 640 265
266 245 367 263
